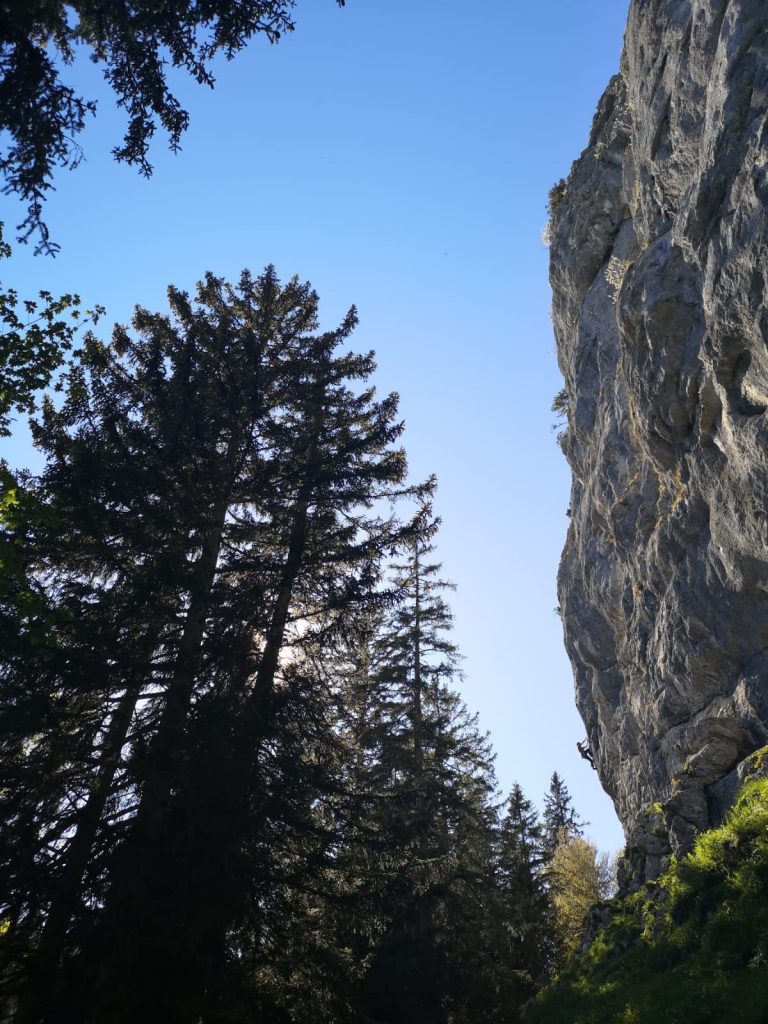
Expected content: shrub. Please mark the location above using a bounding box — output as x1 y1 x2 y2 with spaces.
523 778 768 1024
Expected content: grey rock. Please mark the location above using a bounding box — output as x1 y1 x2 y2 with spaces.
578 902 621 956
616 803 671 890
551 0 768 873
708 741 768 824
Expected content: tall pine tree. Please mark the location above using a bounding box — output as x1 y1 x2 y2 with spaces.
327 540 502 1024
1 268 432 1024
542 770 585 858
495 783 556 1005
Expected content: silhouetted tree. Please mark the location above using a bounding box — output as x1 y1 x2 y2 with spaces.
496 783 556 1003
0 264 577 1024
542 770 584 858
0 227 104 436
0 0 345 251
0 267 430 1024
325 543 503 1024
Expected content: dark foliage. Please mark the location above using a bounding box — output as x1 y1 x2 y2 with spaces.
542 771 585 858
0 268 428 1023
496 784 557 998
0 226 104 436
0 269 585 1023
0 0 344 252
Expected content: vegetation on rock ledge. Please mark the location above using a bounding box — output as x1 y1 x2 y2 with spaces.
524 777 768 1024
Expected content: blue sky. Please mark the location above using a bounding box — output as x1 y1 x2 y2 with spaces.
2 0 629 850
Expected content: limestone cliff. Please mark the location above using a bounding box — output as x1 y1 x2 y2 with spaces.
551 0 768 878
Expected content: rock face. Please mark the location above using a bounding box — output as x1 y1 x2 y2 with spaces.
551 0 768 877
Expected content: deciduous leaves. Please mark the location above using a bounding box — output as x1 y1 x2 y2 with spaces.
0 226 104 436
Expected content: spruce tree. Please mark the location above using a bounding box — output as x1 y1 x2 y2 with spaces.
542 770 585 858
0 267 431 1024
0 266 571 1024
328 541 501 1024
496 783 556 1003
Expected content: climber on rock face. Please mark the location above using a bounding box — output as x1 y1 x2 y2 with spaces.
577 739 596 770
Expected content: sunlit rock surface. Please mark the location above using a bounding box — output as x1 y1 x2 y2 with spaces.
551 0 768 877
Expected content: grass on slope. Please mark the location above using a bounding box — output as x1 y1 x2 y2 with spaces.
524 776 768 1024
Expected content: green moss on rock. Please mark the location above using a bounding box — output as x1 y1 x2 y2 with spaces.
743 744 768 780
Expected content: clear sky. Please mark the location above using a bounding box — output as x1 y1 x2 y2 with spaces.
2 0 630 851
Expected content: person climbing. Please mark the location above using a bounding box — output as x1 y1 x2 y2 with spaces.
577 738 596 770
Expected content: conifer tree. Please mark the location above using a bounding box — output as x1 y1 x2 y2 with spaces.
539 772 593 972
327 541 502 1024
1 2 346 252
495 783 556 1004
0 267 577 1024
0 268 431 1024
542 770 585 858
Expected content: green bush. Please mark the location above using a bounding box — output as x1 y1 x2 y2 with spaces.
523 777 768 1024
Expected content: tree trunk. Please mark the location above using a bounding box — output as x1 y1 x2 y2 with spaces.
14 681 142 1024
69 499 231 1024
134 496 229 823
412 546 424 779
200 487 315 1024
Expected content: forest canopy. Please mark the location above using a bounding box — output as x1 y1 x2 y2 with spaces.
0 269 603 1023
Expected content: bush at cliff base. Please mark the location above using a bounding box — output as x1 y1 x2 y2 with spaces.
523 777 768 1024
